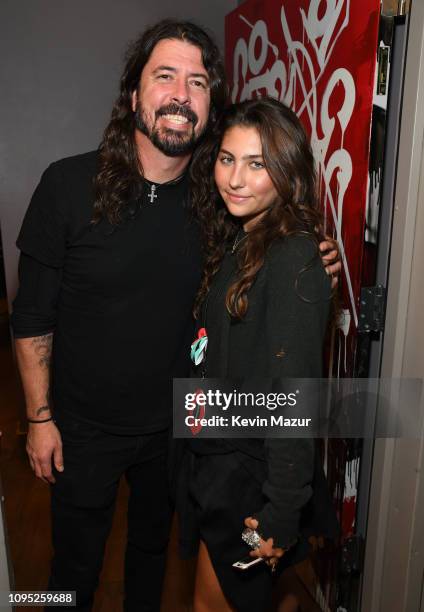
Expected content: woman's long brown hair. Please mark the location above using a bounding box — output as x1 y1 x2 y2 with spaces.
191 97 327 319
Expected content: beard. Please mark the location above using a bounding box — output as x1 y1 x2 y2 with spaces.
135 101 205 157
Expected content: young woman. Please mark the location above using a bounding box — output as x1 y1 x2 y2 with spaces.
177 97 338 612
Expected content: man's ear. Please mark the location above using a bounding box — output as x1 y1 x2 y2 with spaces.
131 89 138 113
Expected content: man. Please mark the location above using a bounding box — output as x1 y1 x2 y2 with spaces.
11 19 340 611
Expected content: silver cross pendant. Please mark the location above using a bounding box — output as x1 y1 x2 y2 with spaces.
147 184 158 204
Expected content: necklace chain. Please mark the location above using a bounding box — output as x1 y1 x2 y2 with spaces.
143 172 186 205
231 231 248 253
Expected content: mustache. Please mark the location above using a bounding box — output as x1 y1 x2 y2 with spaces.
155 103 198 126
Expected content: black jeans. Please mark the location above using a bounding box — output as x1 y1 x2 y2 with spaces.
48 412 172 612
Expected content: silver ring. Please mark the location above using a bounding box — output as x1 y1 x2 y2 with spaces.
242 527 261 550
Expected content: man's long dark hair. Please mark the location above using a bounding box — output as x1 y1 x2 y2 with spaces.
191 97 327 319
93 20 227 225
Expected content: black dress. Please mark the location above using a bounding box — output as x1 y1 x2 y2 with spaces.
176 235 338 612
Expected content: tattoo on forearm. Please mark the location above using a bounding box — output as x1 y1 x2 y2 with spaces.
36 405 51 416
32 333 53 369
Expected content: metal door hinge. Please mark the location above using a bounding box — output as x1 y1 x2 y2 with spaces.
358 285 387 333
377 44 390 95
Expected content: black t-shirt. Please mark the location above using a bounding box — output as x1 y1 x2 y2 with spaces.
12 151 202 433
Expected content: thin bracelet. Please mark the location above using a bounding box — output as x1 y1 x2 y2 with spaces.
27 416 54 424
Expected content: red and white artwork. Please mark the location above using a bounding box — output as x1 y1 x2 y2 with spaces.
225 0 381 377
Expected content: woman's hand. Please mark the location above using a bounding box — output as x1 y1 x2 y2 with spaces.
244 517 284 569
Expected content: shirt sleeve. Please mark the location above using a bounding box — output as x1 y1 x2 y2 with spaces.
16 162 68 268
263 235 332 378
11 253 62 338
253 236 332 548
11 162 67 338
253 438 315 549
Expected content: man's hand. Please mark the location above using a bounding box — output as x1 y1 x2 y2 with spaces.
244 517 284 568
26 421 64 484
318 237 341 289
15 334 62 483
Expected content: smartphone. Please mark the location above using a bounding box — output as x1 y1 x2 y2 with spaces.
232 555 264 570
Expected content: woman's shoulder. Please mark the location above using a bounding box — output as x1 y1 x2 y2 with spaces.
266 234 331 300
268 234 320 269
